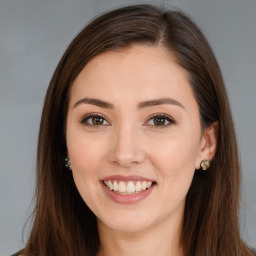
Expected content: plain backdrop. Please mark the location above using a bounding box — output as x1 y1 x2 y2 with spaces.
0 0 255 255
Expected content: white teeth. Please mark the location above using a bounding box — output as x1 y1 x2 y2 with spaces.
146 181 152 188
127 181 136 193
135 182 142 192
119 181 126 193
113 181 118 191
108 181 113 190
104 180 154 194
141 181 147 190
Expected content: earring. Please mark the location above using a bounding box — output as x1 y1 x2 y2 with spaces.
65 157 71 170
200 159 210 170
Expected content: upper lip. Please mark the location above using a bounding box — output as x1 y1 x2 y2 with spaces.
102 175 156 182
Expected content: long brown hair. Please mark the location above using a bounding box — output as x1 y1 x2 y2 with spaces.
22 4 253 256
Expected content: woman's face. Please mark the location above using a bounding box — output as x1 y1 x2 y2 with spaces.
66 45 210 233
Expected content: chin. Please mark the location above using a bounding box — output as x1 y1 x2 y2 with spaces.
97 209 160 233
103 220 152 233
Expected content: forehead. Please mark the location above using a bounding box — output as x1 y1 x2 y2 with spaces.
70 44 197 110
74 44 181 83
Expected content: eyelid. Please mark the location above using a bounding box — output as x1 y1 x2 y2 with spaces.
144 113 176 127
80 113 111 127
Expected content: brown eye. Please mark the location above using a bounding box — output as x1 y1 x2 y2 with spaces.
80 114 109 127
92 116 104 125
153 116 166 126
147 114 175 127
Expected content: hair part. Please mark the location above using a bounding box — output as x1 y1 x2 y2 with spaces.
22 4 253 256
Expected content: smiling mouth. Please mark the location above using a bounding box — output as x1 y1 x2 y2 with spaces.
103 180 157 195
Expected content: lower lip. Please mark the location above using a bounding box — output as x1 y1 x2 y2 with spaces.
101 181 156 204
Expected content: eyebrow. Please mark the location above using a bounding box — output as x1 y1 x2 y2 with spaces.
73 97 185 110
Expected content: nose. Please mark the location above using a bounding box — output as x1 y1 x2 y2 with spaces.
108 123 146 168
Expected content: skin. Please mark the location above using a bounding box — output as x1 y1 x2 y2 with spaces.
66 44 217 256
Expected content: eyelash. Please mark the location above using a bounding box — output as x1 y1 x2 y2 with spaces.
80 113 176 129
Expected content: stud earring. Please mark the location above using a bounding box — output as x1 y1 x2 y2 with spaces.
65 157 71 170
200 159 210 170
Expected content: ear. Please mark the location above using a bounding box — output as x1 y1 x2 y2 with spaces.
195 122 218 169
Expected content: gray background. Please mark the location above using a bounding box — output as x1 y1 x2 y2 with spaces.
0 0 255 255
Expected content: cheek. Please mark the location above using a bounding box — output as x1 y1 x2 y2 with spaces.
150 134 200 197
67 127 106 174
67 136 107 213
151 136 199 174
66 128 107 197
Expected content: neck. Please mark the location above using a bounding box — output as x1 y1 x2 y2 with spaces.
96 210 184 256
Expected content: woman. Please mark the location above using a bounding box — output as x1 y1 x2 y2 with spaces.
13 4 254 256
